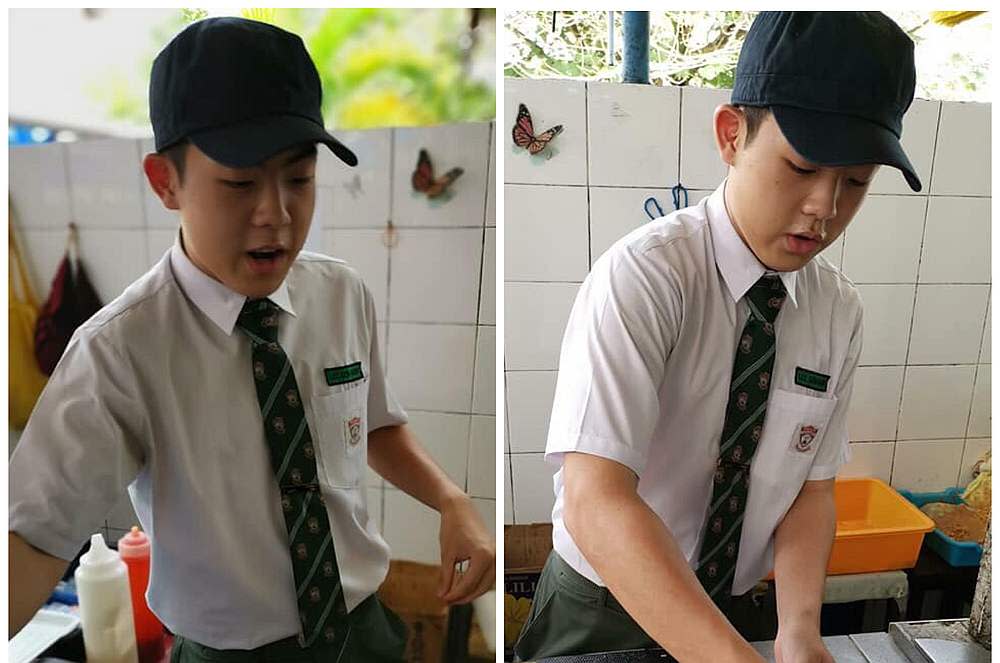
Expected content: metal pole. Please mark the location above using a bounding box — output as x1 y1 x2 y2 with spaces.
607 11 615 67
623 11 649 84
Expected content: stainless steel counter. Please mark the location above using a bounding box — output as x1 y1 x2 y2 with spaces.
753 633 911 662
531 634 912 662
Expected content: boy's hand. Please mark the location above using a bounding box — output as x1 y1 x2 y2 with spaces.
774 626 834 663
437 494 495 604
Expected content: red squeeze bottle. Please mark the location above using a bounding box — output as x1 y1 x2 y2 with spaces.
118 526 165 663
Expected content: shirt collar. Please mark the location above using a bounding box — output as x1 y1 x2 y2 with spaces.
169 231 296 335
706 180 799 308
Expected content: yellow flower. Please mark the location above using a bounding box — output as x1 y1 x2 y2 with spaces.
504 593 533 647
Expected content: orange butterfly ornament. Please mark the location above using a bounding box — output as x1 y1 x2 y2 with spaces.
512 103 564 155
411 149 464 199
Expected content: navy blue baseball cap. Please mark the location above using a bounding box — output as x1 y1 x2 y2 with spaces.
732 12 921 191
149 17 357 168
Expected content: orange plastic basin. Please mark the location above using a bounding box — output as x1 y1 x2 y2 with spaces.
766 477 934 579
828 477 934 574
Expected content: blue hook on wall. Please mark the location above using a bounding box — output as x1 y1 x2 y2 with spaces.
644 197 664 220
644 182 690 221
672 182 689 210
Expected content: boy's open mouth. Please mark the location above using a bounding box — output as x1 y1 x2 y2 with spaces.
248 249 283 260
245 247 286 273
785 233 820 256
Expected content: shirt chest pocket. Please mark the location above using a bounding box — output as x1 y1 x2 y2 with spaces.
311 378 369 488
751 388 838 486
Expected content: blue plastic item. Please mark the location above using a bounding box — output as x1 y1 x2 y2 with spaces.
46 579 79 606
897 487 984 567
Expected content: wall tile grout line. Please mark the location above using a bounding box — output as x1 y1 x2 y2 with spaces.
378 126 399 534
503 179 990 201
134 139 152 267
961 284 991 454
61 142 76 226
891 100 942 486
461 123 494 496
323 224 492 230
585 81 594 269
677 87 685 186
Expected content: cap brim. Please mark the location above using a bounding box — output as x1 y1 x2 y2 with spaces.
771 105 922 192
188 114 357 168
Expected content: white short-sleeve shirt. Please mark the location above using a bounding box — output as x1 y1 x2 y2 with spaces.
547 181 863 596
9 236 407 649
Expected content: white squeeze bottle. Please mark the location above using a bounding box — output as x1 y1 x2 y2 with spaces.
75 533 139 663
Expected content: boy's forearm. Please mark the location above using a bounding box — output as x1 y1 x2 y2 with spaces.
566 485 764 663
773 479 836 633
367 424 466 512
9 531 70 636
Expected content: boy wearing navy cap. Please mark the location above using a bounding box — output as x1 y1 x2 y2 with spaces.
515 12 920 663
10 17 494 662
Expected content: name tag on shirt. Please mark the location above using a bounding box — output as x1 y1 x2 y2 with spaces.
325 362 364 386
795 366 830 393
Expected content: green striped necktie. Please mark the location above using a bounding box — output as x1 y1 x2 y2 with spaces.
237 298 350 650
695 274 787 605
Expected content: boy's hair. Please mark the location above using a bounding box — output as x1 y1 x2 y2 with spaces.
736 105 772 146
160 140 189 184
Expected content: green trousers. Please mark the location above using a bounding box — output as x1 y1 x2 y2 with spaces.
171 594 407 663
513 551 777 662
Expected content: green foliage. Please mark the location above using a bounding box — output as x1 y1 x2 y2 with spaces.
505 10 991 101
505 11 755 87
89 8 495 131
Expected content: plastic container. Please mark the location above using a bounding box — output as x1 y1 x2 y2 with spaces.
118 527 165 663
827 478 935 574
75 533 138 663
897 487 984 567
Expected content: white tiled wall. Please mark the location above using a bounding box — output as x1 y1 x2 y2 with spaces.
503 79 992 524
9 122 497 561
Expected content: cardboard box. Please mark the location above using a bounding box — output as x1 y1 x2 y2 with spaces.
378 560 494 663
378 560 448 663
503 524 553 658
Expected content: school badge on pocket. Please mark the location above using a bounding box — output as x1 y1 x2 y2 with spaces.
797 425 818 452
344 414 362 447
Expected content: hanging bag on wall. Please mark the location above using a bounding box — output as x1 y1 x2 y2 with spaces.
9 215 49 429
35 222 103 375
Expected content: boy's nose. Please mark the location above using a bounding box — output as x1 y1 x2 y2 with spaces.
253 179 292 226
803 179 838 224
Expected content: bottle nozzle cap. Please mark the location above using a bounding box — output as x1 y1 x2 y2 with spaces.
79 532 120 571
117 524 151 558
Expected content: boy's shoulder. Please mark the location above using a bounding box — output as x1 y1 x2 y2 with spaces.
621 200 711 259
803 252 863 317
593 197 713 281
76 253 176 339
288 249 368 295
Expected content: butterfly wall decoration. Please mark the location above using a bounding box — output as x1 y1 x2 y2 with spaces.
512 103 564 155
411 149 463 199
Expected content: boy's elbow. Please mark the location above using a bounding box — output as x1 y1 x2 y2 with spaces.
561 453 638 546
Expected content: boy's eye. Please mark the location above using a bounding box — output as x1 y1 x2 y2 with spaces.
290 176 314 186
847 178 871 188
787 161 815 175
222 179 254 189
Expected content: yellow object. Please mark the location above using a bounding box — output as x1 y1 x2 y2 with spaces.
962 449 991 518
240 8 277 23
930 11 986 27
9 219 48 429
503 593 532 647
828 478 935 574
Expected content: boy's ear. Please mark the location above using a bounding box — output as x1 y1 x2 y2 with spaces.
143 153 181 211
713 104 745 168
